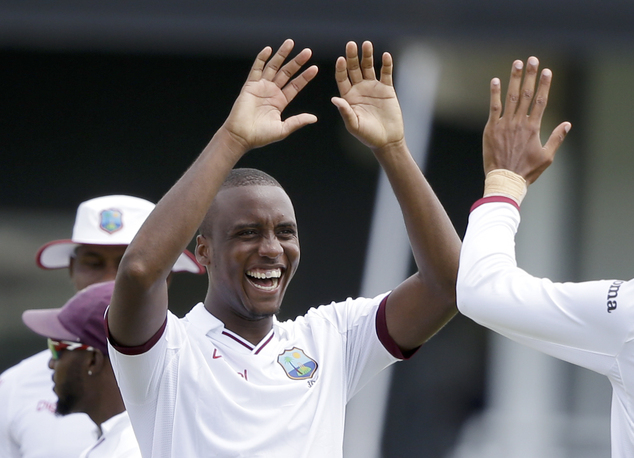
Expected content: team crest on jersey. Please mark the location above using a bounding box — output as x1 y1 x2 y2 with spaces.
277 347 318 380
100 209 123 233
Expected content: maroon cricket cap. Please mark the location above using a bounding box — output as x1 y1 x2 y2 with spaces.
22 281 114 355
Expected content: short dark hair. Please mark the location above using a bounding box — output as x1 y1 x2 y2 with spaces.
220 168 282 190
199 168 283 237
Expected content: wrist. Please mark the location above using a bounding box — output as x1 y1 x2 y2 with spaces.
215 125 251 160
371 137 407 157
483 169 527 205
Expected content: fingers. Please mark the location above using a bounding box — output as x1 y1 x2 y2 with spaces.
336 40 384 95
345 41 363 85
261 39 295 82
379 52 393 86
360 41 376 80
247 46 274 82
335 56 352 96
516 56 539 117
247 39 317 103
282 65 319 103
499 57 552 123
487 78 502 124
273 47 313 88
528 68 552 124
504 60 524 116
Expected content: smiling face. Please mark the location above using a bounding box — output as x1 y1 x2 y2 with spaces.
199 185 300 326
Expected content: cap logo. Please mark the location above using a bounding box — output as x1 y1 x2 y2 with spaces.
277 347 318 380
100 209 123 234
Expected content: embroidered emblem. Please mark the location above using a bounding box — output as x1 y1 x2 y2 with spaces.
277 347 318 380
100 209 123 234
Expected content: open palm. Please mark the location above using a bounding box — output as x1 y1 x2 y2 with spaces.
223 40 318 152
332 41 404 149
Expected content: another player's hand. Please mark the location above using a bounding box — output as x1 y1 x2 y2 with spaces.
332 41 404 151
483 57 571 184
221 39 318 153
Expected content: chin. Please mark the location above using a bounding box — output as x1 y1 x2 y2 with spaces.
245 307 280 321
55 397 78 417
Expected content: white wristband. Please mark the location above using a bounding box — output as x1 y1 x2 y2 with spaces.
484 169 527 205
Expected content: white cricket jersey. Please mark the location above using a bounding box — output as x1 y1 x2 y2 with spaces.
79 411 141 458
457 198 634 458
0 350 97 458
109 293 405 458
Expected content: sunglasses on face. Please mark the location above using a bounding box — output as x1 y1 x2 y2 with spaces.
47 338 95 360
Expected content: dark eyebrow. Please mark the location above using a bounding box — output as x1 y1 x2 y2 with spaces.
229 221 297 235
232 223 263 232
276 221 297 229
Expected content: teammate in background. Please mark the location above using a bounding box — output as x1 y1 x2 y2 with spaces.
107 39 461 457
22 281 141 458
457 57 634 457
0 195 202 458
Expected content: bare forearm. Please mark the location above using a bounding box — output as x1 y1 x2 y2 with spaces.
122 127 246 286
374 141 460 349
109 127 247 345
374 141 460 299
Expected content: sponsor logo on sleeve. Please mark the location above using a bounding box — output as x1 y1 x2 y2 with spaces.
607 280 624 313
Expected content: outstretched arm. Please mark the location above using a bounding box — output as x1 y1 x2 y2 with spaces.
455 59 631 374
332 41 461 351
108 39 318 347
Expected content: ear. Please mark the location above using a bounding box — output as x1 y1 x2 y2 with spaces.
196 234 212 266
87 349 108 377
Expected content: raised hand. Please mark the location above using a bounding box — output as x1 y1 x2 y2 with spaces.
483 57 571 184
332 41 404 150
222 39 319 152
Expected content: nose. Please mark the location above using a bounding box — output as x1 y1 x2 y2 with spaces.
48 358 55 370
258 235 283 259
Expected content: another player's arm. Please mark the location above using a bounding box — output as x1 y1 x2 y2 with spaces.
458 57 571 336
332 41 461 351
108 39 318 347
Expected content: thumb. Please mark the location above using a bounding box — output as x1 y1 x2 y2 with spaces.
280 113 318 138
543 121 572 157
331 97 358 132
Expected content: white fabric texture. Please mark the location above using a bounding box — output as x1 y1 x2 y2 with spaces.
79 411 141 458
457 201 634 458
110 293 398 458
0 350 97 458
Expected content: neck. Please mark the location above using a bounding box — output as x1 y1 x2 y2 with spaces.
86 374 127 428
224 317 274 346
204 298 274 346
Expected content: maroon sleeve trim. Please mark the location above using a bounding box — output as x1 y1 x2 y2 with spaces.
375 295 420 360
471 196 520 213
105 309 167 356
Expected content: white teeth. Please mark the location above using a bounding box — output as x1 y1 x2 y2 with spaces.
250 277 280 291
246 269 281 279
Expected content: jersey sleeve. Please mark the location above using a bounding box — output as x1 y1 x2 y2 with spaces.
108 311 185 456
108 311 179 403
305 293 400 401
457 199 634 375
